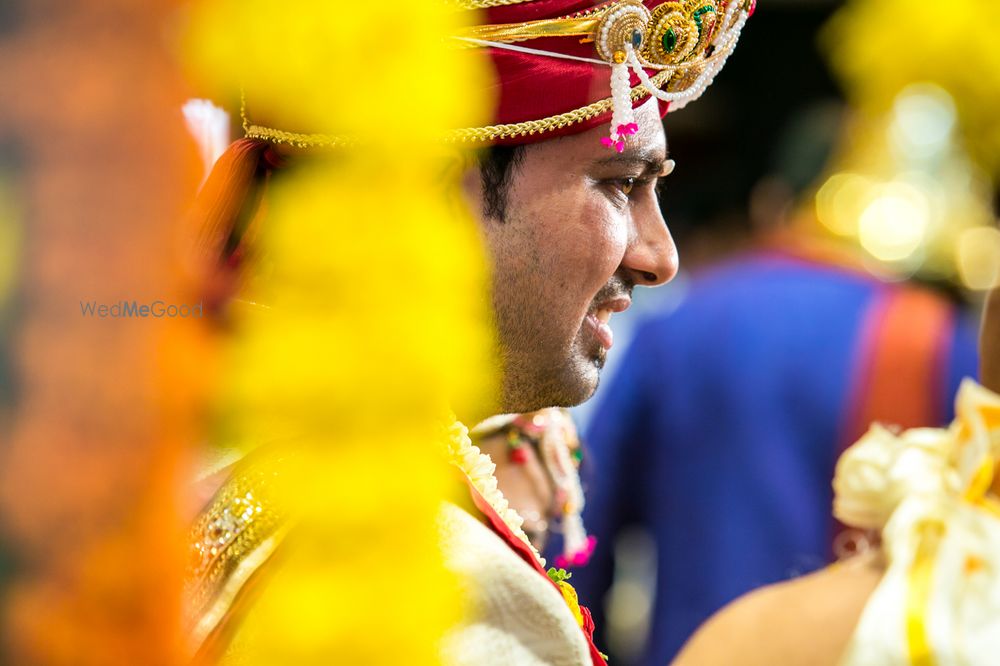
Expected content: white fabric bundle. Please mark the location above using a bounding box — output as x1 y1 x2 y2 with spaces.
835 379 1000 665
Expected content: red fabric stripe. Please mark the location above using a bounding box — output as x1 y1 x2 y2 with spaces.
832 285 954 556
840 286 953 448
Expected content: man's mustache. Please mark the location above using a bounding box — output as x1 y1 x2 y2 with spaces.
590 275 634 310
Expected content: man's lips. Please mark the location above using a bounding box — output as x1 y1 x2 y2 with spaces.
584 297 631 351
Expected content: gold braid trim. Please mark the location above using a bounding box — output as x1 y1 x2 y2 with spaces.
240 69 671 148
243 123 354 149
241 93 353 149
444 68 672 143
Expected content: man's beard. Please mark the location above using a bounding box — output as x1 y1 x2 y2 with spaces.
494 274 633 413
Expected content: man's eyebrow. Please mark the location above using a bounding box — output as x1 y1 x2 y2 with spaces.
591 149 671 175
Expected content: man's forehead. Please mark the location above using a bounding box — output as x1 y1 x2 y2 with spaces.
626 97 669 153
538 99 667 165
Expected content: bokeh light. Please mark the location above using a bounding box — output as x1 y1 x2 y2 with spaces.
957 226 1000 291
815 172 874 237
811 83 997 280
889 84 956 162
857 182 930 263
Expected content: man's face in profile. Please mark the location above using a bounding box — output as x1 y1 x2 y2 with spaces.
467 97 679 413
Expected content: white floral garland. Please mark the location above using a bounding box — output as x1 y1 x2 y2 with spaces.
446 421 546 567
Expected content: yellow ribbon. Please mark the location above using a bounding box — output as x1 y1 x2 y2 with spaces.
905 519 945 666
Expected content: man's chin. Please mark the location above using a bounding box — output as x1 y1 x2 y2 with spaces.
561 353 603 405
500 362 600 413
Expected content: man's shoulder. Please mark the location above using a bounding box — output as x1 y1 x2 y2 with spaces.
438 502 592 666
438 501 555 600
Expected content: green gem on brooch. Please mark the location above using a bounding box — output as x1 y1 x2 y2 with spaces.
662 27 677 53
693 5 716 41
693 5 714 28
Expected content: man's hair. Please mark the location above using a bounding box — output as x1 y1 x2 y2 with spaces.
478 144 525 221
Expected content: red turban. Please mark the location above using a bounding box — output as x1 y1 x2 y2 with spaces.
449 0 755 145
197 0 753 308
240 0 754 148
476 0 666 145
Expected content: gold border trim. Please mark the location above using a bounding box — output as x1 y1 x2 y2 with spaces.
189 525 292 654
461 15 601 45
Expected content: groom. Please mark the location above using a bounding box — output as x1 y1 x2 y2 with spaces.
187 1 754 663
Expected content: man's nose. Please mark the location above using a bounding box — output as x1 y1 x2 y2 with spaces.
621 203 678 287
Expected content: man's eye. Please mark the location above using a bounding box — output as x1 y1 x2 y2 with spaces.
602 176 651 202
617 178 636 196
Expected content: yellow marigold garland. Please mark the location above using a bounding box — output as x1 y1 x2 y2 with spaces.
182 1 497 663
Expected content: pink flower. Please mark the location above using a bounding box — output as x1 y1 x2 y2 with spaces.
603 125 633 151
555 535 598 569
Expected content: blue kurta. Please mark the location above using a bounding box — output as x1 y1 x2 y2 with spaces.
570 248 979 666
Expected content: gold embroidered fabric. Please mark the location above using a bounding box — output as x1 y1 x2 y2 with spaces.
185 447 292 659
